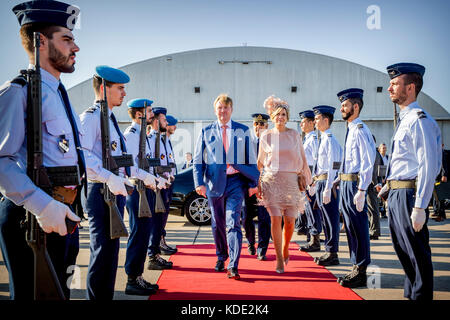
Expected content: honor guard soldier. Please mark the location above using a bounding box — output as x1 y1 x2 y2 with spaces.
298 110 323 253
309 106 342 265
337 88 376 288
123 98 160 296
161 114 178 254
147 107 174 270
242 113 271 260
0 0 83 300
80 65 134 300
382 63 442 300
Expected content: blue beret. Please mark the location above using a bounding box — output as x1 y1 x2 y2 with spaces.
251 113 270 122
166 115 178 126
313 105 336 116
95 65 130 84
13 0 80 30
337 88 364 103
299 110 315 119
152 107 167 116
127 98 153 109
386 62 425 79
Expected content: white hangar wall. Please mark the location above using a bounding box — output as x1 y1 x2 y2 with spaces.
68 46 450 166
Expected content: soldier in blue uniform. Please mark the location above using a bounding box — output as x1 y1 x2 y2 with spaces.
147 107 174 269
0 0 83 300
381 63 442 300
123 98 160 296
298 110 323 253
80 65 134 300
160 114 178 254
242 113 271 260
309 106 342 265
337 88 376 288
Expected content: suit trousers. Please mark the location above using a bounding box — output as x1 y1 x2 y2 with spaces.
208 174 245 270
304 190 323 236
339 180 371 267
366 183 381 237
0 195 78 300
125 188 154 277
243 193 271 256
388 188 433 300
85 183 125 300
316 180 340 253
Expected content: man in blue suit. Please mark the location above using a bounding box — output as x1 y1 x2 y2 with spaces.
193 94 260 280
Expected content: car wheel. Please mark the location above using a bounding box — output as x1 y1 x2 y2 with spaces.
184 194 211 226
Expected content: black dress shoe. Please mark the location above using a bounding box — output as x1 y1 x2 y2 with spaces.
125 276 157 296
160 244 177 255
227 268 240 280
147 255 173 270
300 234 321 252
257 254 267 261
247 244 256 255
215 260 225 272
315 252 339 266
370 235 379 240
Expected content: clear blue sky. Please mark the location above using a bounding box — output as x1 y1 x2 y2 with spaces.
1 0 449 112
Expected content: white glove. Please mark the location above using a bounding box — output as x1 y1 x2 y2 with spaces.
156 176 170 190
377 184 389 199
106 173 131 196
136 169 157 189
169 174 175 183
323 189 331 205
35 199 81 236
411 207 426 232
308 184 316 197
353 190 366 212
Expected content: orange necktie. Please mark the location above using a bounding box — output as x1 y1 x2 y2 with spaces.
222 125 229 153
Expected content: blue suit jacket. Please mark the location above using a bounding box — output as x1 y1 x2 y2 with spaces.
193 120 260 198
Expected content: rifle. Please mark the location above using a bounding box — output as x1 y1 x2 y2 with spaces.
99 78 132 239
25 32 80 300
147 129 174 214
136 102 152 218
393 102 398 129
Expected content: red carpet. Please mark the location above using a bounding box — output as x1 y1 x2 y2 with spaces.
150 243 362 300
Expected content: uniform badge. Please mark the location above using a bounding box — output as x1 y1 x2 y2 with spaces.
111 141 118 151
58 135 70 153
161 154 165 160
169 153 173 159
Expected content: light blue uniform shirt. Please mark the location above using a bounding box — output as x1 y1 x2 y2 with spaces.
123 121 154 176
165 135 177 176
315 129 342 191
303 131 319 167
0 67 83 214
343 118 376 191
148 129 172 178
387 101 442 208
79 102 126 182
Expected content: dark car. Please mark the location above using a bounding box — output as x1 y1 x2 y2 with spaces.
170 166 211 226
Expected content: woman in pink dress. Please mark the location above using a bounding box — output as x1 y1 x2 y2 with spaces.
257 96 312 273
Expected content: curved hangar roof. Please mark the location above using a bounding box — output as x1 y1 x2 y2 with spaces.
68 46 449 122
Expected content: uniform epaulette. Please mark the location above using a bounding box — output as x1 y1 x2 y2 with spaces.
129 127 136 133
85 105 99 114
327 133 332 137
357 123 363 129
11 74 27 87
417 111 427 119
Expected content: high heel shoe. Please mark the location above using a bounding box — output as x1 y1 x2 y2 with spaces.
276 260 284 274
284 257 290 266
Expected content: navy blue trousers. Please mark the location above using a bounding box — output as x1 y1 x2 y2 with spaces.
0 195 79 300
316 180 340 253
147 190 164 257
85 183 125 300
125 187 154 277
339 180 371 266
160 185 173 237
208 174 245 270
304 190 323 236
243 193 271 256
388 188 433 300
